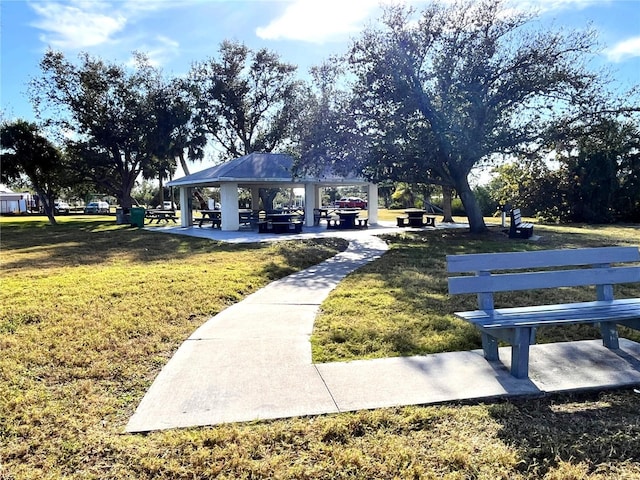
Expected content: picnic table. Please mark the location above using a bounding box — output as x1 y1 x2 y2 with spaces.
401 209 436 227
313 207 336 226
326 209 369 230
145 209 178 224
258 212 303 234
197 209 222 228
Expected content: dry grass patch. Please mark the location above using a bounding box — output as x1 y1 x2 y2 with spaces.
1 216 639 479
312 224 640 361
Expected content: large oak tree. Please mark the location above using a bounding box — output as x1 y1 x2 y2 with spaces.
31 51 180 209
299 0 635 232
189 40 304 160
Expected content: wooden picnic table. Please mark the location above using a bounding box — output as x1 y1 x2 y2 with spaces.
259 213 303 234
197 209 221 228
145 209 178 224
403 209 436 227
326 209 363 230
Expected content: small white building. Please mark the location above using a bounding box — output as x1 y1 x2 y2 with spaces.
0 191 29 214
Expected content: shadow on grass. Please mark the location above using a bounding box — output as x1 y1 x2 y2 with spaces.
0 218 349 279
488 389 640 477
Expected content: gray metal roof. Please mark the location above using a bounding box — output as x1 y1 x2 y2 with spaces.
167 152 370 188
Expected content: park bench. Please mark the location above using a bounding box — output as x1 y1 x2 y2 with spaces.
447 246 640 379
509 208 534 238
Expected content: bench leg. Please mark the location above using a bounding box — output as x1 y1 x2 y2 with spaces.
510 328 532 379
481 333 499 361
600 322 619 349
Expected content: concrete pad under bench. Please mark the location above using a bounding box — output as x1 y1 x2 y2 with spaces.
126 338 640 432
317 339 640 414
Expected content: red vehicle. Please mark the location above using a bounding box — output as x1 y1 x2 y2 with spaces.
335 197 367 209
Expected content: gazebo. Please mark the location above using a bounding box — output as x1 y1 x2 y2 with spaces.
167 152 378 231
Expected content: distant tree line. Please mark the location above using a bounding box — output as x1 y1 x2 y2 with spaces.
1 0 637 228
482 118 640 223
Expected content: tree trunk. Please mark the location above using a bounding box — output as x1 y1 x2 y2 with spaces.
119 171 138 209
455 175 487 233
37 189 57 226
260 189 279 212
178 151 207 209
441 185 454 223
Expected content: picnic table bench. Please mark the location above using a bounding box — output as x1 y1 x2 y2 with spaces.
447 246 640 378
258 220 303 234
196 216 221 228
509 208 533 238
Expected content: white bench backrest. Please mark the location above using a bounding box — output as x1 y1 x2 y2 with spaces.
447 247 639 273
447 247 640 306
511 209 522 224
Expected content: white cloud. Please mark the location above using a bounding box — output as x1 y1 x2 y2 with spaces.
30 1 127 49
606 36 640 62
28 0 186 67
507 0 604 13
256 0 383 43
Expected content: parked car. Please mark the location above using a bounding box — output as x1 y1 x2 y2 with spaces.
54 201 70 215
84 201 110 214
335 197 367 209
155 201 178 210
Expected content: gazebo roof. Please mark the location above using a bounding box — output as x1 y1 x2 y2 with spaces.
167 152 370 188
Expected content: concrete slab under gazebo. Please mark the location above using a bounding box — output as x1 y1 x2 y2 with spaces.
167 152 378 231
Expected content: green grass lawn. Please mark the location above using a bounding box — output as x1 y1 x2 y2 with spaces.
1 215 640 479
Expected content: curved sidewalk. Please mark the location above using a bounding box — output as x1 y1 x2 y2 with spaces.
126 232 640 432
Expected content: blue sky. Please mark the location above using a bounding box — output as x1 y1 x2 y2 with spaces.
1 0 639 126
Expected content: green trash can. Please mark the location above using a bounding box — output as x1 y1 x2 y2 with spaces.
130 207 145 228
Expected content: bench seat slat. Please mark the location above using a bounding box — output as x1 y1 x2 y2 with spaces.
448 266 640 294
447 246 640 272
455 298 640 328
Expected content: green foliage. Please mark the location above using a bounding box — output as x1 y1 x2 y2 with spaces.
559 119 640 223
0 119 67 224
473 185 499 216
297 0 628 233
189 40 304 160
486 119 640 224
31 51 183 208
131 180 159 207
486 160 560 218
390 183 417 209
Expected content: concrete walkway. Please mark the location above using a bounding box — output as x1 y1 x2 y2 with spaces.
126 226 640 432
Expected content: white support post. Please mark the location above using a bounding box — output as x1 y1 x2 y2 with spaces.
304 183 316 226
179 187 193 227
367 183 378 225
220 183 239 231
